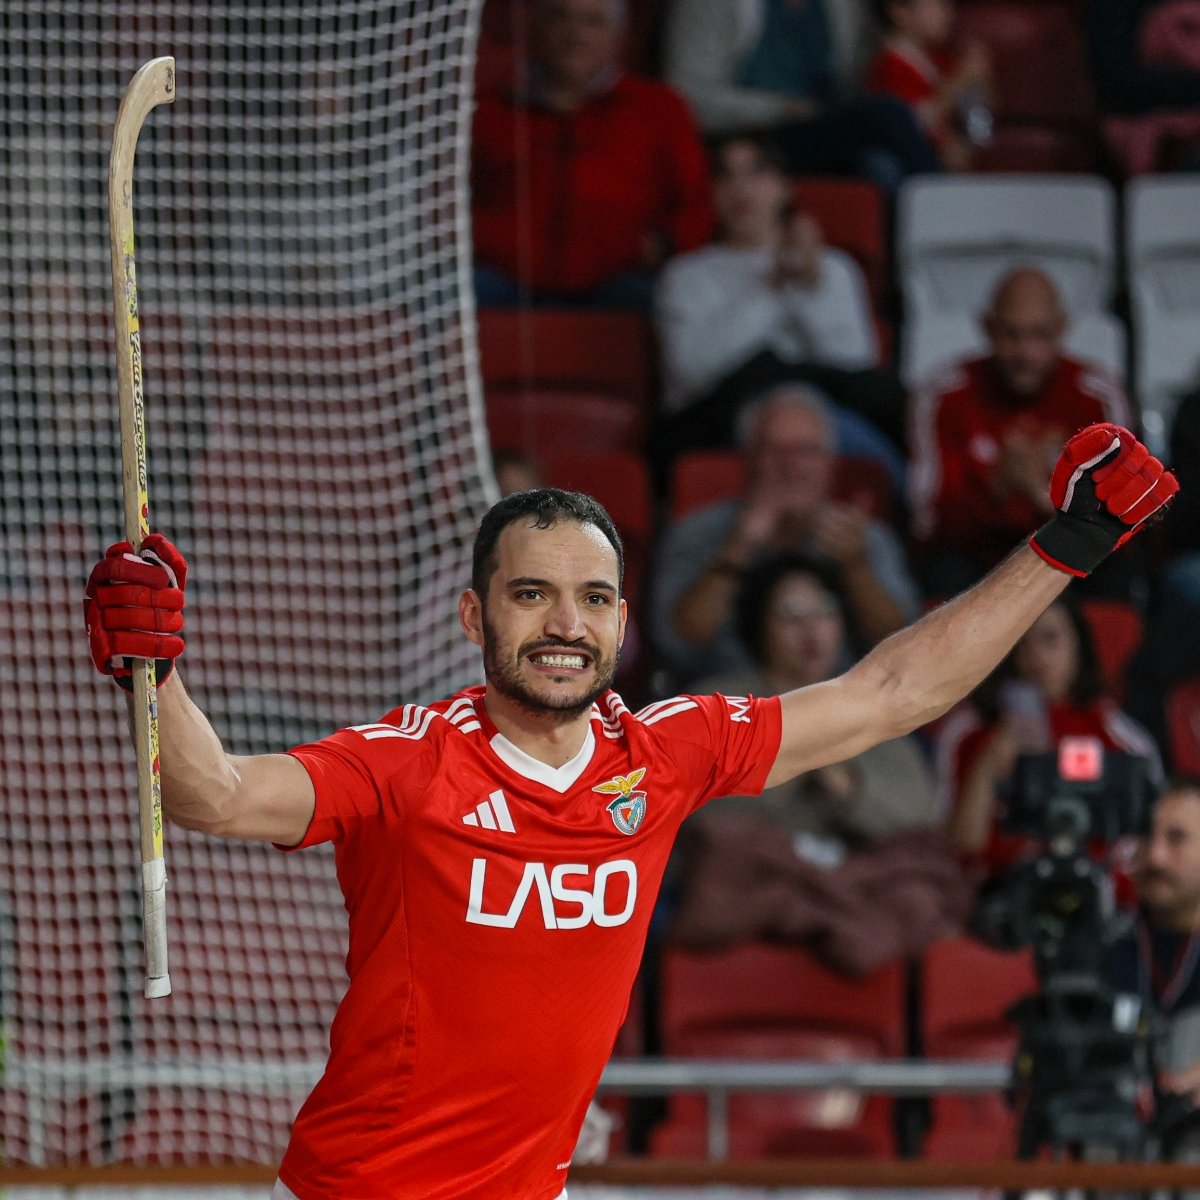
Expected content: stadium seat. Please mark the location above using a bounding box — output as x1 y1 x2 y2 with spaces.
539 451 654 604
1077 598 1144 698
477 309 656 405
919 935 1037 1160
1167 677 1200 775
669 450 896 522
486 387 644 456
650 942 905 1159
896 175 1118 320
901 310 1128 390
478 310 655 456
792 179 887 305
1126 177 1200 453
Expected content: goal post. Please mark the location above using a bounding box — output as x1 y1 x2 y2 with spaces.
1 0 492 1167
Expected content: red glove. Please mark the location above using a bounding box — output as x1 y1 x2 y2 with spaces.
1030 423 1179 577
84 533 187 690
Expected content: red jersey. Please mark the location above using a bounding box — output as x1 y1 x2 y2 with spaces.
275 686 781 1199
908 354 1130 566
866 42 956 111
471 75 713 294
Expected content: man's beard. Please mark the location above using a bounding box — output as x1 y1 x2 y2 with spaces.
482 618 619 719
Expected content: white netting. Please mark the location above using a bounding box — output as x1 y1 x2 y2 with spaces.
1 0 493 1165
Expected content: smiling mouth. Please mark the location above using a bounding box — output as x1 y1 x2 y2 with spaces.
528 651 590 671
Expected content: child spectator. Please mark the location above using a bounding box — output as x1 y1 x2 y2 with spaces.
866 0 992 170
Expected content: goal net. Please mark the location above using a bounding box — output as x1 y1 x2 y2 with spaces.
1 0 493 1166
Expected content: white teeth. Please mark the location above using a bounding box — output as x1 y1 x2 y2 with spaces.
532 653 586 669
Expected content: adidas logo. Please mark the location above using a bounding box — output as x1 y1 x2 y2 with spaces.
462 789 516 834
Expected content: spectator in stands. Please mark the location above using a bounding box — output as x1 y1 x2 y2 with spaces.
865 0 993 170
664 553 967 973
908 266 1132 598
655 133 908 458
1089 0 1200 173
650 386 919 683
492 447 544 497
471 0 713 311
664 0 939 192
1105 779 1200 1150
938 594 1161 888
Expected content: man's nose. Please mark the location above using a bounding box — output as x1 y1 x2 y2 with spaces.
544 597 586 641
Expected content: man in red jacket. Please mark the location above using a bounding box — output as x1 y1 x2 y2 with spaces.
908 266 1133 596
471 0 713 311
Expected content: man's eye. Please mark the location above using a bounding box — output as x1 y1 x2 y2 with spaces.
517 590 543 601
586 594 610 605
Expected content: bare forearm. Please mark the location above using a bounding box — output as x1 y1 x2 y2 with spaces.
139 672 241 832
854 545 1069 738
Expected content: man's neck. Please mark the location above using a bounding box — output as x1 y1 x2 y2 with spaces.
482 687 595 768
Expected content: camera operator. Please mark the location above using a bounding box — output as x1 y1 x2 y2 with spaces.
1105 778 1200 1159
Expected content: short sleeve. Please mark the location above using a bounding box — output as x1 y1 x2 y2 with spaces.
645 693 783 814
279 711 440 850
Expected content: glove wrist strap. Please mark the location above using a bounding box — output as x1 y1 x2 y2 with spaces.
1030 512 1116 578
113 658 176 694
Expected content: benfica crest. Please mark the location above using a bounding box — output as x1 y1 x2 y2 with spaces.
593 768 648 836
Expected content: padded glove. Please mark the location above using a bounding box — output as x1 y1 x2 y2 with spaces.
1030 423 1178 578
84 533 187 690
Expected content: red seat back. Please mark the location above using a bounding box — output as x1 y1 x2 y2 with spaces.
1167 677 1200 775
793 178 887 305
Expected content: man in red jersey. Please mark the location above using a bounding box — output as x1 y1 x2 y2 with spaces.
471 0 712 310
85 432 1175 1198
908 267 1132 598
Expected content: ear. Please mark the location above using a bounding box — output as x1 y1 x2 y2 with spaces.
618 597 628 648
460 588 484 647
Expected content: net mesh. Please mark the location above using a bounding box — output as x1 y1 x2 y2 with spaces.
1 0 493 1165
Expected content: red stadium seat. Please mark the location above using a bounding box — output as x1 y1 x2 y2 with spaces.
486 388 644 456
1167 677 1200 775
669 451 896 521
793 178 888 305
919 936 1037 1160
478 310 655 456
477 309 656 405
649 943 905 1159
1077 598 1144 697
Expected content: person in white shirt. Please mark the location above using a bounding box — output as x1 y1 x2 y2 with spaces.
655 133 905 463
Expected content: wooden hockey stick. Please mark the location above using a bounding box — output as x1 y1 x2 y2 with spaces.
108 56 177 999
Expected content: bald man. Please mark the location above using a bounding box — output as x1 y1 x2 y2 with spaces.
908 267 1131 596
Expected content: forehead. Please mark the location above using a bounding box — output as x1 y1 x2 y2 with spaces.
1154 791 1200 834
771 573 832 607
494 518 618 579
757 403 829 444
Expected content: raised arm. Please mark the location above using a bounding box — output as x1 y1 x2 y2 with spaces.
766 423 1178 787
85 535 315 844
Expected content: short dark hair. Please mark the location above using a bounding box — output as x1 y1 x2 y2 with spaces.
471 488 624 599
707 130 788 179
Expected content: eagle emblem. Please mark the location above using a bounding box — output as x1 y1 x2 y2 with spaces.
593 767 648 836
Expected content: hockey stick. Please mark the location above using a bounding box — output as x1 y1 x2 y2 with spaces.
108 56 177 1000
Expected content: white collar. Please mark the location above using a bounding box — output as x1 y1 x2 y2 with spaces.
488 725 597 793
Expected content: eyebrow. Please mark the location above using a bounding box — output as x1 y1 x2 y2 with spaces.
507 576 618 593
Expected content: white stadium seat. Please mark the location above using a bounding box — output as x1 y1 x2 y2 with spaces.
1126 177 1200 453
897 175 1118 319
